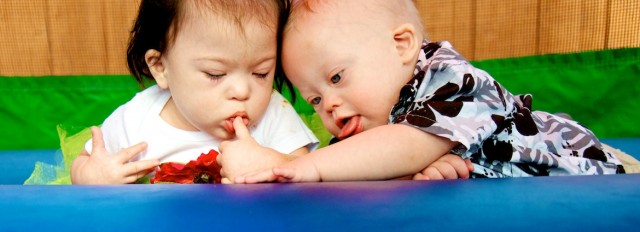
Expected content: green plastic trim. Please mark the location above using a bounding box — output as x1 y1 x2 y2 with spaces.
1 47 639 150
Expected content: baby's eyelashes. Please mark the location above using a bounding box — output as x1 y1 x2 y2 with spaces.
308 96 321 105
330 70 343 84
205 72 225 80
253 73 269 79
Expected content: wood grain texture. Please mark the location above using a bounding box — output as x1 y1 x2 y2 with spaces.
0 0 638 76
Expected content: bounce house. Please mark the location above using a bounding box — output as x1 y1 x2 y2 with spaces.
1 0 639 230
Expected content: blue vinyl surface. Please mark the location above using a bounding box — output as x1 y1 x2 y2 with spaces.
0 138 640 231
1 174 639 231
1 149 58 184
0 139 639 230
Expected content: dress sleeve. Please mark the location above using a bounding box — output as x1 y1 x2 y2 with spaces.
390 49 514 158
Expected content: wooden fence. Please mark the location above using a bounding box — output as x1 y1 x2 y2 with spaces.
1 0 638 76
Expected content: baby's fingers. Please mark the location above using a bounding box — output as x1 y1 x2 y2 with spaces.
272 167 298 182
116 142 148 163
90 126 107 156
413 172 430 181
232 116 251 139
438 162 461 179
439 154 471 179
465 159 474 172
239 169 280 184
416 166 445 180
124 165 156 184
123 159 159 178
217 142 227 163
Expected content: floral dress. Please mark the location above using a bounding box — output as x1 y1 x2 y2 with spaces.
389 40 625 177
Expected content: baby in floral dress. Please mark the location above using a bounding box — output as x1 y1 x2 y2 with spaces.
234 0 625 183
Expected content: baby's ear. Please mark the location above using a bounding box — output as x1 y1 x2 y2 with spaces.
145 49 168 89
392 24 420 65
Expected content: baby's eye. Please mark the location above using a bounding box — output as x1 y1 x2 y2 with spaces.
253 73 269 79
330 71 343 84
206 73 225 80
308 96 321 105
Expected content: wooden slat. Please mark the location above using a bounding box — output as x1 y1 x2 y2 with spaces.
475 0 538 60
418 1 456 41
0 0 51 76
46 0 108 75
450 0 476 60
539 0 607 54
1 0 639 76
579 0 608 51
416 0 476 60
101 0 140 74
608 0 640 49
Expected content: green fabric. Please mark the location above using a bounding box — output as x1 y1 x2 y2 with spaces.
1 47 639 151
0 75 140 150
471 47 640 138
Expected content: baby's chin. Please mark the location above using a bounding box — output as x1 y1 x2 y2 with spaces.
205 127 235 141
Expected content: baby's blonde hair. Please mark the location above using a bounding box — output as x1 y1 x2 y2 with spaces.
286 0 425 38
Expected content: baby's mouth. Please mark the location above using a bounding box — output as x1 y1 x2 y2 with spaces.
224 116 249 134
337 116 363 140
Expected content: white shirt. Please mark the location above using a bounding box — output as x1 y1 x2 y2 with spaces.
86 85 318 163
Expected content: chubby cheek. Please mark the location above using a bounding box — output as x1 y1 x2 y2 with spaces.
192 109 224 132
195 110 236 140
248 103 269 127
366 93 397 125
247 91 271 124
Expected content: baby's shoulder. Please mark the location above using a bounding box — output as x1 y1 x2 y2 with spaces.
121 85 169 112
104 85 169 127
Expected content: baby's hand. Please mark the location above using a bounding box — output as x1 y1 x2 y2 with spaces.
71 126 159 184
234 155 321 184
233 167 292 184
234 165 318 184
217 117 289 183
413 154 473 180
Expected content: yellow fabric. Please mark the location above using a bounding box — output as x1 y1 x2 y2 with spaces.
23 126 91 185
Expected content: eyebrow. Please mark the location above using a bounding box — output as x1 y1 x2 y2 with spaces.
195 56 276 67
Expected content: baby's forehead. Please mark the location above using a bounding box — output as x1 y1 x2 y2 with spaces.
287 0 396 27
285 2 352 33
181 1 280 28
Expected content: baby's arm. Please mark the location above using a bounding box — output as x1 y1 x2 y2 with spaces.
70 126 160 184
237 124 458 183
217 117 310 183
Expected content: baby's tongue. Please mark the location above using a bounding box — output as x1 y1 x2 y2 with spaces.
338 116 361 140
224 117 250 134
224 119 235 134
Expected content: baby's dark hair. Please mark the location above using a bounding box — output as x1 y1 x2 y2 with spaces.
126 0 177 87
126 0 295 100
276 0 295 102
